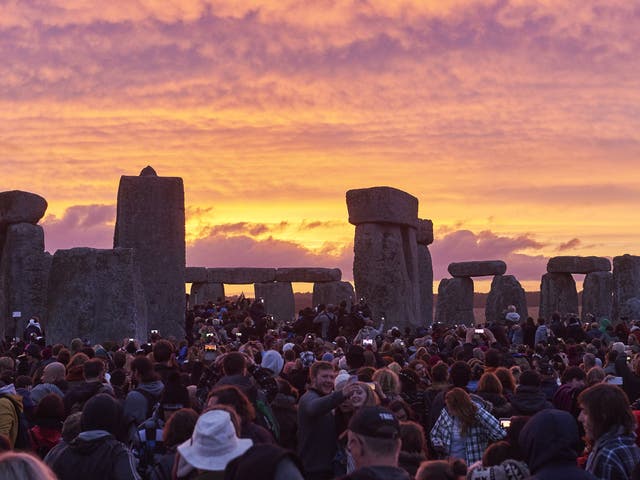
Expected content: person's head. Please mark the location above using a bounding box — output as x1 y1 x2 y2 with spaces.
34 393 65 426
82 358 104 381
80 393 123 435
372 368 400 396
484 349 501 369
518 370 541 388
131 356 158 384
41 362 65 384
481 440 511 467
207 385 255 423
445 388 477 435
163 408 199 449
449 361 471 388
431 362 449 384
153 340 174 363
399 420 426 455
477 372 503 395
415 459 467 480
389 399 414 422
0 451 57 480
578 383 636 442
309 361 335 395
495 367 516 392
222 352 247 376
349 382 377 409
585 366 605 386
347 406 401 469
561 366 586 387
0 357 14 373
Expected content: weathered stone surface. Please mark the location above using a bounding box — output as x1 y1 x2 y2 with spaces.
612 255 640 322
0 191 48 228
275 268 341 283
185 267 208 283
582 271 613 322
47 248 147 345
114 170 185 337
435 277 474 326
352 222 421 330
254 282 295 322
190 282 225 305
547 256 611 274
620 297 640 321
207 268 276 284
539 273 579 320
346 187 418 228
485 275 527 323
448 261 507 278
418 244 434 325
416 219 434 246
312 281 355 310
0 223 51 339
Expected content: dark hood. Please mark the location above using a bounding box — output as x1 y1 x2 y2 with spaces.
519 409 580 473
510 385 552 415
69 431 114 456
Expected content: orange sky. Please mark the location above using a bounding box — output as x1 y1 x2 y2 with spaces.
2 0 640 293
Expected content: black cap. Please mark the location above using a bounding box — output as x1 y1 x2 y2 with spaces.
348 406 399 439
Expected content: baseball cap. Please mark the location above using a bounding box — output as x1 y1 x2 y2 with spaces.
348 406 399 439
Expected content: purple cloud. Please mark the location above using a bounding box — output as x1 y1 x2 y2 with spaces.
41 204 116 253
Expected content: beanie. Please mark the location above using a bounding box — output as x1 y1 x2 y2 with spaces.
261 350 284 375
81 393 123 434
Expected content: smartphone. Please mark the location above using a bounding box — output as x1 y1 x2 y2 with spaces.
475 328 484 334
150 329 159 334
607 376 623 385
205 344 217 351
363 339 374 346
499 418 511 428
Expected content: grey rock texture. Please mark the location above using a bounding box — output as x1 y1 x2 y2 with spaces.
539 272 579 320
312 281 355 310
435 277 474 326
190 282 225 306
275 268 341 283
0 223 51 339
0 191 48 228
582 271 613 322
347 187 419 228
254 282 295 322
485 275 527 324
114 170 185 337
185 267 208 283
416 219 434 246
612 254 640 322
620 297 640 321
418 244 434 325
352 222 421 330
448 261 507 278
46 248 147 345
547 256 611 274
207 268 276 284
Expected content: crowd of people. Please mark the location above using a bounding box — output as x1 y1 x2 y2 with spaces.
0 297 639 479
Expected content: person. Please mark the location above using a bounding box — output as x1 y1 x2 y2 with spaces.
578 383 640 480
30 362 66 405
415 459 467 480
0 451 57 480
225 443 305 480
505 305 520 324
519 409 596 479
430 387 506 465
297 361 358 480
340 406 410 480
398 421 428 478
28 393 64 458
509 370 554 416
63 358 113 415
124 356 165 427
23 317 44 342
534 318 550 346
148 408 198 480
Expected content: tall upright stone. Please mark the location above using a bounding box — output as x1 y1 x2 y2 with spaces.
435 277 474 326
190 283 225 306
47 248 147 345
485 275 527 323
612 254 640 322
254 282 295 322
417 219 434 325
114 166 185 337
539 272 579 320
312 281 355 310
582 271 613 322
347 187 421 330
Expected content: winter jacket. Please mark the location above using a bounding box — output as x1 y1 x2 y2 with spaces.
123 380 164 426
510 385 553 416
0 384 22 447
339 465 411 480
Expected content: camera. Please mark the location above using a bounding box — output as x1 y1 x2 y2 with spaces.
363 339 374 346
205 344 217 352
500 418 511 428
474 328 484 334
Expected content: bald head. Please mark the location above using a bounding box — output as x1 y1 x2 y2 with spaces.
42 362 66 383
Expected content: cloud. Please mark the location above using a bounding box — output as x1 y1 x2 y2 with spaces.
41 204 116 253
557 238 581 251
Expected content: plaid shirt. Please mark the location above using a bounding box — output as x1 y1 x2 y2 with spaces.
586 428 640 480
430 403 506 465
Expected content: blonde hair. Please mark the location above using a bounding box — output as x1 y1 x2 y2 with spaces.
0 451 57 480
373 368 401 395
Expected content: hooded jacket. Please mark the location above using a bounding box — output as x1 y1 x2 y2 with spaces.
123 379 164 425
510 385 553 416
0 383 23 447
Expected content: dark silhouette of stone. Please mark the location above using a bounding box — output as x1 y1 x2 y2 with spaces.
190 282 225 305
547 256 611 274
448 261 507 278
346 187 419 228
207 268 276 284
0 191 48 228
485 275 527 324
435 277 474 326
114 168 185 337
312 281 355 310
140 166 157 176
185 267 208 283
582 271 613 322
275 268 341 283
47 248 147 345
612 254 640 322
0 223 51 339
539 272 578 320
418 244 433 325
254 282 295 322
416 219 434 246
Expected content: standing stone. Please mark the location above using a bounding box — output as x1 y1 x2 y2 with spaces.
582 271 613 322
435 277 474 326
416 219 434 246
254 282 295 322
347 187 421 330
0 191 48 228
46 248 147 345
114 167 185 337
539 273 579 320
612 255 640 322
621 297 640 320
190 282 225 306
485 275 527 323
418 244 434 325
312 281 355 310
0 223 51 339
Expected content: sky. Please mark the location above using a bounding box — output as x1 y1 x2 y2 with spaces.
2 0 640 294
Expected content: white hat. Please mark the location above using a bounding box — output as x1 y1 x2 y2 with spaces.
334 370 351 390
282 343 295 353
177 410 252 472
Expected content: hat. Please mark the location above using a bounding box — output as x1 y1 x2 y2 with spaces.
282 343 295 353
321 352 334 362
300 351 315 368
261 350 284 375
612 342 626 354
177 410 253 472
94 346 108 359
334 370 351 390
348 406 400 439
81 393 123 434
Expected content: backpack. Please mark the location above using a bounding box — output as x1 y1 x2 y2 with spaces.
255 398 280 441
134 388 161 421
133 416 165 477
0 395 31 450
